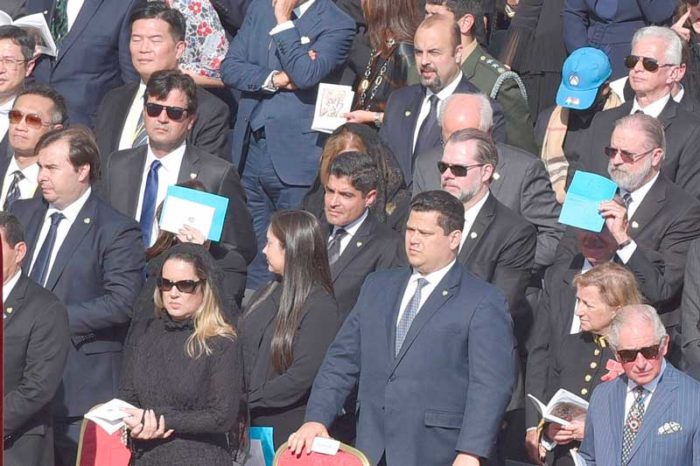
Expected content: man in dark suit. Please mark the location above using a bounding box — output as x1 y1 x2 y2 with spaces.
94 3 230 160
10 127 145 466
24 0 143 126
101 70 255 302
0 84 66 210
580 304 700 465
290 190 515 465
574 26 700 198
682 238 700 369
1 212 70 466
379 15 505 184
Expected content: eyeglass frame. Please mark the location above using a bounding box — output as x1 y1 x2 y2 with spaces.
437 161 486 177
624 54 676 73
156 277 205 294
144 102 190 121
8 110 56 129
615 337 667 363
603 146 658 164
0 56 29 71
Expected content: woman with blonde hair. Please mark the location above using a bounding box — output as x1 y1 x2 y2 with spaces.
119 243 242 465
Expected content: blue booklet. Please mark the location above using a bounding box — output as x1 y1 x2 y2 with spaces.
159 186 229 242
559 171 618 232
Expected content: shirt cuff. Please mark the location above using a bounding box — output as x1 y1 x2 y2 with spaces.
541 435 557 451
269 20 294 36
262 71 278 93
616 240 637 264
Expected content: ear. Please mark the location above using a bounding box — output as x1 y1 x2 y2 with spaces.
454 44 463 64
660 334 670 357
364 188 377 208
448 228 462 252
175 40 186 61
651 148 664 169
458 13 475 36
187 114 196 131
25 58 36 77
481 163 495 183
14 241 27 266
77 163 91 183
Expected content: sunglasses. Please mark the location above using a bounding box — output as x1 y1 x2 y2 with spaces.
437 161 485 177
616 341 664 363
157 277 204 294
624 55 675 72
603 146 656 163
145 103 189 121
8 110 54 129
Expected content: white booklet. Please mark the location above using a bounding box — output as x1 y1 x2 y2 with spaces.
0 10 58 57
570 449 588 466
527 388 589 425
311 83 354 134
84 398 137 435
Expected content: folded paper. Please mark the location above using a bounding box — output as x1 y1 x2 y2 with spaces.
159 186 229 242
559 171 618 232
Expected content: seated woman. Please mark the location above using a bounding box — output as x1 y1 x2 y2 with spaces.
241 210 341 448
302 123 411 231
120 243 242 465
539 262 643 466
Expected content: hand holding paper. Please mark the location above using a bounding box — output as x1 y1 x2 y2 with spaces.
159 186 229 242
84 398 137 435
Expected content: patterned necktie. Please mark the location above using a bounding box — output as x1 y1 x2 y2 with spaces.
51 0 69 46
139 160 161 247
622 192 633 210
29 212 65 286
413 95 440 163
132 112 148 148
621 385 648 465
327 228 347 265
3 170 24 210
395 277 429 356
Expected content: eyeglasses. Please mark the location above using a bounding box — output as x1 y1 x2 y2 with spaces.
0 57 28 70
603 146 656 163
616 339 664 363
145 103 189 121
157 277 204 294
8 110 54 129
624 55 675 72
437 161 485 177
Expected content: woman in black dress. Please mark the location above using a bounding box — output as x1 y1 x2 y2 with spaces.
120 243 242 466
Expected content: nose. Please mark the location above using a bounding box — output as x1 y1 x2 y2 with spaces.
633 351 648 368
157 108 169 123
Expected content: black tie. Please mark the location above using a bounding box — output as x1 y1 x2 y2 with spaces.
622 192 633 210
29 212 65 286
4 170 24 210
327 228 347 265
413 95 440 164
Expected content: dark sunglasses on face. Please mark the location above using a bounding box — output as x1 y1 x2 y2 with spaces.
624 55 675 72
145 103 189 121
8 110 53 129
437 161 485 177
616 341 664 363
157 277 204 294
603 146 656 163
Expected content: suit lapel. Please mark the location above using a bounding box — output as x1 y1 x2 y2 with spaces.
609 377 627 453
657 99 677 129
123 146 149 216
331 213 375 281
628 177 666 239
490 156 507 199
458 194 495 263
3 274 28 326
385 269 412 361
54 0 104 66
177 145 200 183
560 255 584 334
0 148 11 195
21 202 49 275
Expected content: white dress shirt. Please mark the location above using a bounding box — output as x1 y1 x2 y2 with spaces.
459 192 489 251
624 359 666 415
397 260 455 323
117 81 147 151
0 156 39 209
29 187 92 276
0 97 14 144
329 208 368 257
66 0 86 30
616 173 659 264
411 72 464 152
630 94 670 117
2 269 20 303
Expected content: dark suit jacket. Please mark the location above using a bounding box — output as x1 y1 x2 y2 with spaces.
681 238 700 368
413 142 563 270
223 0 355 183
574 98 700 198
94 82 231 160
3 274 69 465
11 192 145 417
379 75 506 183
329 213 406 317
304 263 515 464
25 0 143 126
101 143 256 264
241 282 341 448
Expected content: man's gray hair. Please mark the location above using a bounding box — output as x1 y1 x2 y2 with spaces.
632 26 682 66
438 93 493 132
445 128 498 167
607 304 668 349
613 113 666 160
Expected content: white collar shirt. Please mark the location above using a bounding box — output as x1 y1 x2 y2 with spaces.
66 0 86 30
2 270 20 303
0 97 14 144
330 208 368 257
412 72 463 152
397 260 455 323
118 81 147 151
269 0 316 35
630 93 670 118
616 173 659 264
0 156 39 209
459 192 489 251
624 359 666 415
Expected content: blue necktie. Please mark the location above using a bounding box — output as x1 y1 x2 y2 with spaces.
29 212 65 286
395 277 429 356
139 160 161 247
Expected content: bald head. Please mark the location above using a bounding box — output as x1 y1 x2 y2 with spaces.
439 93 493 141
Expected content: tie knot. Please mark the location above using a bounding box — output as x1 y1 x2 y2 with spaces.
633 385 646 399
622 192 633 209
150 160 162 172
416 277 429 289
12 170 24 180
333 228 347 240
50 212 65 226
429 95 439 107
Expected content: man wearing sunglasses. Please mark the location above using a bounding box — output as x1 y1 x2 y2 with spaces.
579 304 700 465
577 26 700 199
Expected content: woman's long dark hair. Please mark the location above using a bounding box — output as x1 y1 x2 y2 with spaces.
364 0 421 56
269 210 333 372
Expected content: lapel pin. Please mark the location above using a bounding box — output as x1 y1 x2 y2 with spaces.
356 241 363 248
470 231 477 239
83 217 91 224
405 111 411 117
631 221 639 229
6 307 13 314
493 172 500 180
190 173 197 179
442 290 448 296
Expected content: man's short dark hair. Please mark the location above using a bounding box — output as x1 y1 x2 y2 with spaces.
418 14 461 49
328 151 380 195
424 0 485 42
0 212 25 247
410 190 464 234
144 69 198 114
15 83 68 125
35 127 101 183
0 25 35 61
129 1 186 42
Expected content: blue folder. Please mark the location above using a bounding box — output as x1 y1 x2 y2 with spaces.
160 186 229 242
559 171 618 232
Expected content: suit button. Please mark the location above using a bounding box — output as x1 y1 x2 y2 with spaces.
590 362 598 369
584 374 592 382
581 388 588 396
594 349 601 356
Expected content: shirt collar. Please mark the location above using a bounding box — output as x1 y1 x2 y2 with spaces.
2 270 21 303
0 97 15 114
410 259 455 286
626 359 667 394
295 0 316 18
673 85 684 103
332 208 368 238
8 155 39 179
631 93 670 118
427 71 464 101
49 186 92 222
146 141 187 174
622 172 659 208
464 191 489 227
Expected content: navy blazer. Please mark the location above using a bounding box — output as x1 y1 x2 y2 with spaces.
11 192 145 416
305 263 515 465
222 0 354 184
26 0 142 126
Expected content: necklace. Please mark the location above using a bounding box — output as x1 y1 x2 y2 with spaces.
358 38 396 109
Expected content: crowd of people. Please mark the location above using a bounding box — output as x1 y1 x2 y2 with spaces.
3 0 700 465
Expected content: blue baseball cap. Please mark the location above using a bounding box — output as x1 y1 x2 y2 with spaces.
556 47 612 110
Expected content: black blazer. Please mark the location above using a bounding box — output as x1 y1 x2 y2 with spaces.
101 143 256 265
3 274 70 465
379 75 507 183
94 82 231 160
574 98 700 198
241 282 341 448
329 213 406 317
11 192 145 417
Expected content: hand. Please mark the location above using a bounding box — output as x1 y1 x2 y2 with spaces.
272 0 298 24
123 408 174 440
273 72 298 91
344 110 377 124
567 419 585 441
287 422 329 455
546 422 576 445
672 10 691 42
525 429 545 465
452 452 480 466
598 199 630 246
176 224 207 245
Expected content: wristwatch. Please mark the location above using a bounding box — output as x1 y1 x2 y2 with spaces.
617 238 632 250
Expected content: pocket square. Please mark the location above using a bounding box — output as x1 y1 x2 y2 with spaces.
657 421 683 435
301 36 311 44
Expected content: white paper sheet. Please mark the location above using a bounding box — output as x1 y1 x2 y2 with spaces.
84 399 137 435
159 196 215 237
311 83 354 134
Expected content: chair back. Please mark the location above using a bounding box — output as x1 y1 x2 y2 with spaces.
76 405 131 466
273 441 370 466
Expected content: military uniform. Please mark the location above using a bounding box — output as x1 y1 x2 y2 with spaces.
462 43 538 154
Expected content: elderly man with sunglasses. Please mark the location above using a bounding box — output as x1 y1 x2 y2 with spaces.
579 304 700 466
574 26 700 199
